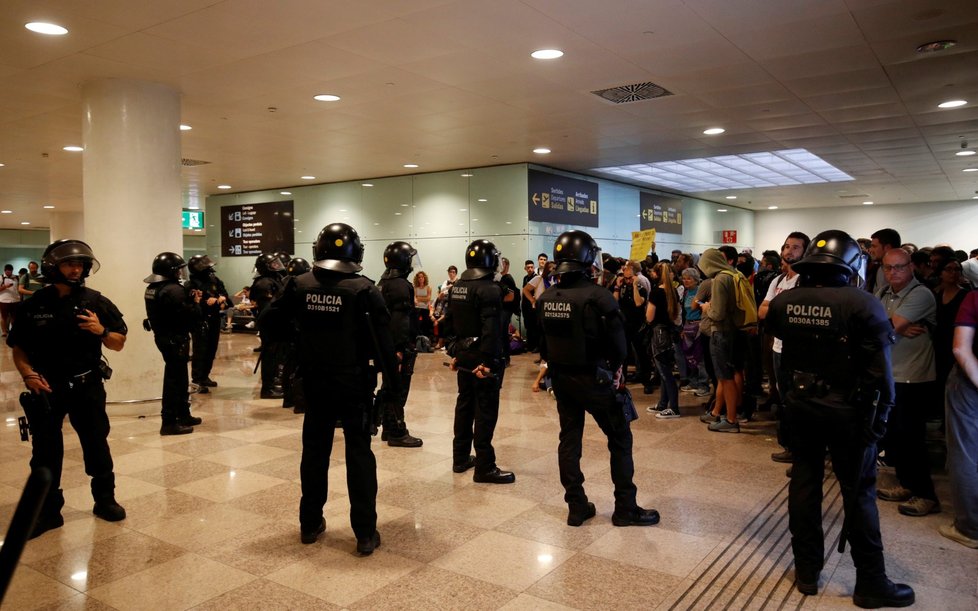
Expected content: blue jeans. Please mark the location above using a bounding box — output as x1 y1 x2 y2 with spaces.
654 349 679 410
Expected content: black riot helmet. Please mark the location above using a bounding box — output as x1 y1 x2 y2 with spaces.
461 239 500 280
553 230 603 276
188 254 215 275
286 257 311 276
312 223 364 273
274 252 292 275
792 229 867 288
381 241 419 279
144 252 188 283
41 239 100 286
254 252 286 277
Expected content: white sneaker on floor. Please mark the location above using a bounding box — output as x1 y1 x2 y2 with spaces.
646 405 665 414
655 408 680 419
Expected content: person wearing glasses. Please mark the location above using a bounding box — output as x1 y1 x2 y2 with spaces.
875 248 940 518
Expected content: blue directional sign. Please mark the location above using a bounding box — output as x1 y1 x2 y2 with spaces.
220 200 294 256
528 169 599 227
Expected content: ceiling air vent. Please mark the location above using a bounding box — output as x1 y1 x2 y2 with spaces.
181 158 210 167
591 82 673 104
837 193 871 199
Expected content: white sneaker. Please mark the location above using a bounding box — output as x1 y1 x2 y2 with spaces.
646 405 665 414
655 408 680 419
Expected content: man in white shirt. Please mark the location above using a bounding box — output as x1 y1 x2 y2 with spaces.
758 232 810 463
0 263 21 336
962 248 978 287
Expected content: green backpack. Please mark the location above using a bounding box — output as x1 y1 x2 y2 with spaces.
718 270 758 329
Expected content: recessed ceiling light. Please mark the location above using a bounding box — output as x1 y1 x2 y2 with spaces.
973 196 978 199
280 191 291 195
916 40 956 53
938 99 967 109
0 163 5 167
477 198 487 202
339 209 347 212
531 49 563 59
403 164 419 168
703 127 725 135
725 196 737 200
400 203 409 207
179 124 192 131
394 212 402 216
594 148 853 192
313 94 341 102
862 201 874 205
964 168 978 172
717 209 728 212
217 185 231 189
459 208 467 212
956 150 976 156
460 173 473 177
301 175 316 180
43 205 55 209
20 221 30 225
767 205 779 210
362 183 373 187
25 22 68 35
1 210 11 214
533 148 551 154
63 146 83 152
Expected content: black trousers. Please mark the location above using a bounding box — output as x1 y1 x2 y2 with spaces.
453 364 504 473
522 304 538 351
883 382 938 501
787 396 886 583
551 370 638 512
299 380 377 539
191 315 221 383
30 379 115 517
380 350 416 436
625 323 652 386
260 341 286 392
155 335 191 424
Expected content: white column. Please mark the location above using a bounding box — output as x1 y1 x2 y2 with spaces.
48 211 85 241
81 79 182 405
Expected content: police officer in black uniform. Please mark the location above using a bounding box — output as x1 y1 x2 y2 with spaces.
265 223 398 555
766 230 914 608
250 252 286 398
377 241 424 447
144 252 203 436
444 239 515 484
280 256 311 412
538 231 660 527
8 239 128 538
186 254 229 392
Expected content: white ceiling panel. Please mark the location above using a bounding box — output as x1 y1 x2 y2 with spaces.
2 0 977 225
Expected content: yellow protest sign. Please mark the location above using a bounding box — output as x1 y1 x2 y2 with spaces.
630 229 656 260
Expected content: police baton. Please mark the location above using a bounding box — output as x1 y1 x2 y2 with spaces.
442 362 497 379
838 390 880 554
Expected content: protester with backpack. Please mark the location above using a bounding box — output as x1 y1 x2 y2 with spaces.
698 248 757 433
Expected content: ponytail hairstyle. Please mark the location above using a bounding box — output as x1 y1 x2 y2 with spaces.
654 261 680 322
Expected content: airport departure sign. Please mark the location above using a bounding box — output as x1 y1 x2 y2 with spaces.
220 200 294 256
639 193 683 234
528 169 599 227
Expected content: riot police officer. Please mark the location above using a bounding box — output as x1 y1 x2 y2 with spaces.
8 239 128 538
186 254 229 392
250 252 286 398
538 231 660 527
376 241 424 447
265 223 398 555
444 239 515 484
144 252 203 435
280 257 311 412
766 230 914 608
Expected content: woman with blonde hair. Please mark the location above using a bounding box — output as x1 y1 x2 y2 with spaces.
646 261 681 418
413 271 433 338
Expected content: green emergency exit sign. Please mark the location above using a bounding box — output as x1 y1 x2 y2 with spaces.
182 209 204 230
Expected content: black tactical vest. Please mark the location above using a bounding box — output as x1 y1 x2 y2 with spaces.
775 287 856 387
538 287 590 367
292 272 369 370
448 279 482 338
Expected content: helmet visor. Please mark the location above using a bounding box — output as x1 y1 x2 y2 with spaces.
591 248 604 278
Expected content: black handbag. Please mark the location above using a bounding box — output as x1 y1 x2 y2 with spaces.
651 324 675 357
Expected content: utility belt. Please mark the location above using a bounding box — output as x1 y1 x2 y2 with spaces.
791 370 855 401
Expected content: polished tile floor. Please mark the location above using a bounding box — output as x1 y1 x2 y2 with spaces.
1 332 975 610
